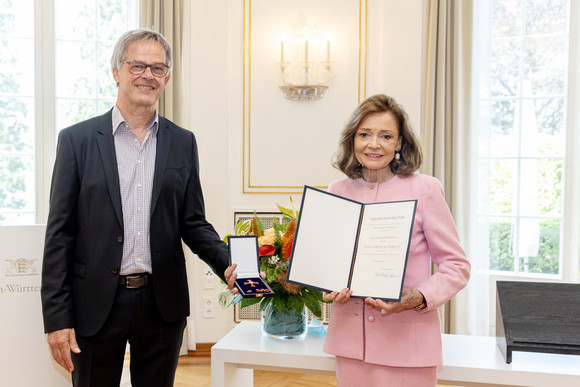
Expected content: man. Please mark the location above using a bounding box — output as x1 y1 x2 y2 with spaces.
41 29 236 386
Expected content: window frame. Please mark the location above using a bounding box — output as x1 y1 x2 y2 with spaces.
470 0 580 335
28 0 138 224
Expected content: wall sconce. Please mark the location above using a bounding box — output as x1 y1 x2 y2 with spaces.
278 30 332 101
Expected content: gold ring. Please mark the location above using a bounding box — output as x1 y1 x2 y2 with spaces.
380 308 387 316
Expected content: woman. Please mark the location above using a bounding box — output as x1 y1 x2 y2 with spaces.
323 94 470 386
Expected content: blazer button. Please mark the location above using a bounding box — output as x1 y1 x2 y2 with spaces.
368 316 375 322
117 236 123 243
112 267 118 274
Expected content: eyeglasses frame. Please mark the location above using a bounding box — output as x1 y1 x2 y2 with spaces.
122 60 171 77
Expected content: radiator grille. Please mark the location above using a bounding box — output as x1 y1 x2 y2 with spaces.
233 301 332 323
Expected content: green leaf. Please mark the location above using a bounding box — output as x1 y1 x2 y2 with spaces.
241 297 262 308
218 289 235 307
254 211 266 234
259 297 273 311
272 296 286 312
277 203 299 220
304 297 322 318
235 219 252 235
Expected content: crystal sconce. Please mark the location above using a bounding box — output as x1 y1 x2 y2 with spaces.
278 27 332 101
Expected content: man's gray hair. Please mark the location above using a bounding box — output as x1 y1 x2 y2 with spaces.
111 28 172 71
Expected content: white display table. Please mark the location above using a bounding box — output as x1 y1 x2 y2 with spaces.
211 321 580 387
211 321 334 387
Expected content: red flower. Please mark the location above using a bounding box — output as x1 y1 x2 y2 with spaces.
259 244 275 257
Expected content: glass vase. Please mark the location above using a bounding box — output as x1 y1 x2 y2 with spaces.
261 303 307 340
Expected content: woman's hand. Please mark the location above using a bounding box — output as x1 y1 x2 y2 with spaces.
365 288 425 316
323 288 353 304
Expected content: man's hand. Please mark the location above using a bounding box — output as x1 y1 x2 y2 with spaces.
224 264 266 295
47 328 81 373
225 263 239 294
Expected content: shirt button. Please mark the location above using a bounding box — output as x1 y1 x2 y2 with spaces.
137 183 142 188
137 258 142 262
368 316 375 322
137 159 142 164
137 207 142 212
137 231 142 236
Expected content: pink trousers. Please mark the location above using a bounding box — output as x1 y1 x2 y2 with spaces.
335 356 437 387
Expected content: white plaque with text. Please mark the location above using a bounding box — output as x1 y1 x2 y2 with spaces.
0 225 70 386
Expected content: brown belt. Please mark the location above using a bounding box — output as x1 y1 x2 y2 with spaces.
118 273 151 288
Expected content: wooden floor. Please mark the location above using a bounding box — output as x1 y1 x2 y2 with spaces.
121 354 336 387
122 353 458 386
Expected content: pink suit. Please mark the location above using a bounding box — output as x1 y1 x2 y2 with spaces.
323 174 471 368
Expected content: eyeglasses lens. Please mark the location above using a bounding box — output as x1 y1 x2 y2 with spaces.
128 62 168 77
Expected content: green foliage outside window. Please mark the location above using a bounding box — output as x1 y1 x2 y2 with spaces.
489 219 560 274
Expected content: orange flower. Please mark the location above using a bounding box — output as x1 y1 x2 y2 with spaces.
250 218 263 237
281 234 294 259
283 220 296 243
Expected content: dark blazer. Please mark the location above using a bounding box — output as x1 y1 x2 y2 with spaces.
41 109 229 337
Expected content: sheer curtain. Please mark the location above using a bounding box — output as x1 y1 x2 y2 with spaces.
422 0 474 334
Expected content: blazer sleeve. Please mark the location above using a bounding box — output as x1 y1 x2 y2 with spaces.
179 131 229 282
415 178 471 311
41 129 79 333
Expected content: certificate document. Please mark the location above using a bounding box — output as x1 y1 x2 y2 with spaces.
286 186 416 301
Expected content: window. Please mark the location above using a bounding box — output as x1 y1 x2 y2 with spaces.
471 0 579 334
0 0 138 225
55 0 138 130
0 0 35 225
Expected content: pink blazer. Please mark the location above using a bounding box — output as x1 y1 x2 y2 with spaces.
323 174 470 367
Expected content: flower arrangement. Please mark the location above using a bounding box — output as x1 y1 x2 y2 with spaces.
220 199 324 319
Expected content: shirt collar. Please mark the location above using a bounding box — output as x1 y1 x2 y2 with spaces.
112 105 159 135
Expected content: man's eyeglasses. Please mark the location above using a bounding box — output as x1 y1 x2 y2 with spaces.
123 61 170 77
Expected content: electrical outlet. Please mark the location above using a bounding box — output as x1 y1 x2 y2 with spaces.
204 268 214 289
203 297 214 318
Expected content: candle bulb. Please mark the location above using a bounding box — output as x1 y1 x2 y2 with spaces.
304 40 309 64
326 41 330 62
281 41 284 63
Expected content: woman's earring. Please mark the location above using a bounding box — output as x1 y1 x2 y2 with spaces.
395 151 401 161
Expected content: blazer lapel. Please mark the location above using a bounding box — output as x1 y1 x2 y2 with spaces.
96 112 123 227
151 118 171 216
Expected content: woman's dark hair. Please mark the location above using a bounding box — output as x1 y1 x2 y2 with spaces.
332 94 423 179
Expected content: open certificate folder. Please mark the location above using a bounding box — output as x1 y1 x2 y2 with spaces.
287 186 417 301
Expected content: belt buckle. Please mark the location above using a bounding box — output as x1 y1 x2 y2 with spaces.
125 275 144 289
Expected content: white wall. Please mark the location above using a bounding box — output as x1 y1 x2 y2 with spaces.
184 0 426 343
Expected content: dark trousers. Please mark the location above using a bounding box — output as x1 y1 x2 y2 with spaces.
72 284 186 387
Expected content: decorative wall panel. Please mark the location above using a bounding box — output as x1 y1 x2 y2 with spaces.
242 0 367 193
